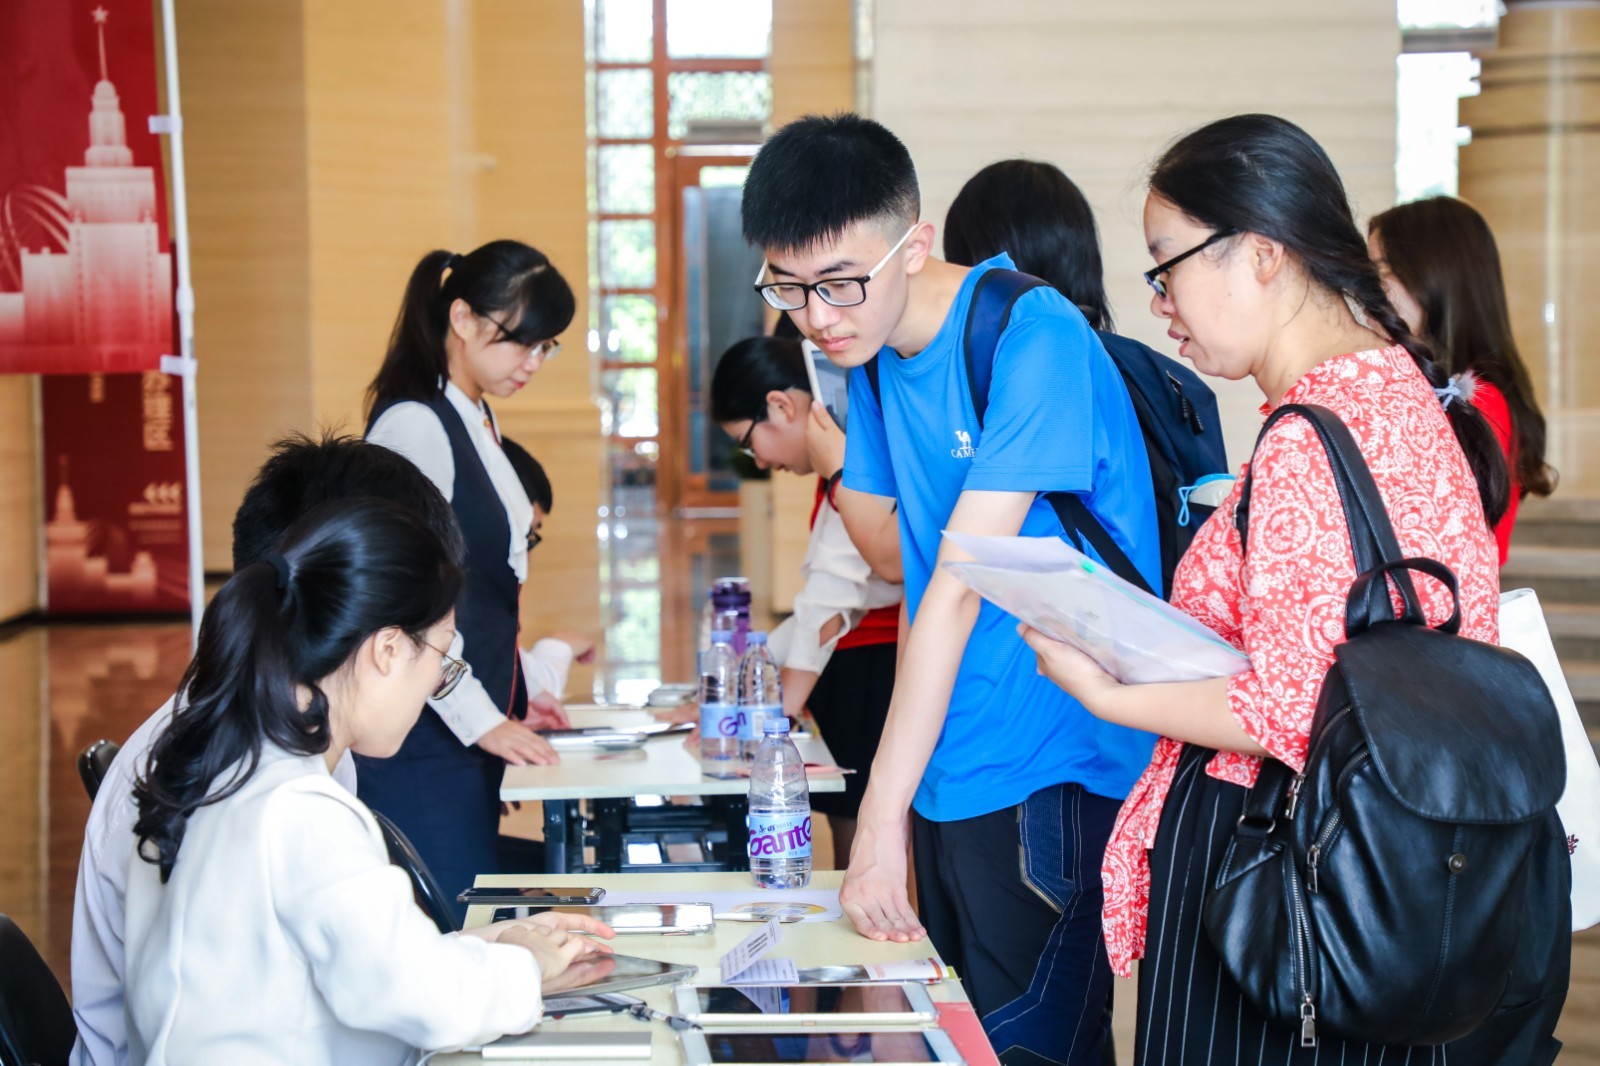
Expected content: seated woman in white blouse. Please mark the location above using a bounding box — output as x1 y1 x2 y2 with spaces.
124 497 614 1065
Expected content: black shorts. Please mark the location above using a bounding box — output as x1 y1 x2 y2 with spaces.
805 641 895 818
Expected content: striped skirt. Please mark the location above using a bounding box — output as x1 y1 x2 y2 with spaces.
1135 744 1568 1066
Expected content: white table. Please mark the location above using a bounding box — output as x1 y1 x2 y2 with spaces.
436 871 981 1066
505 709 847 874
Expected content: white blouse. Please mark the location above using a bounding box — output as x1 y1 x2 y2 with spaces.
123 747 543 1065
769 489 903 676
368 382 535 744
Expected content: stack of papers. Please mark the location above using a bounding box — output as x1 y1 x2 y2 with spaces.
941 532 1250 684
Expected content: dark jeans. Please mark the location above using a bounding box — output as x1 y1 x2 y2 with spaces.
913 782 1122 1066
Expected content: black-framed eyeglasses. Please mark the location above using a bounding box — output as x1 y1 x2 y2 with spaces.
481 312 561 363
1143 229 1238 299
421 638 468 700
735 414 766 459
753 225 916 311
526 529 543 552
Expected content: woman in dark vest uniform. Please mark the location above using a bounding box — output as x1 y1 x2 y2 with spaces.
362 240 574 923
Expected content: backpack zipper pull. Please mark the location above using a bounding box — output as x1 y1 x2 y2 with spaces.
1300 996 1317 1047
1168 371 1206 435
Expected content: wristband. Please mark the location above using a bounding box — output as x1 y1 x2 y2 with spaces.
825 470 844 509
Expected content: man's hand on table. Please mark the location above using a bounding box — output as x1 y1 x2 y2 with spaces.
839 817 926 943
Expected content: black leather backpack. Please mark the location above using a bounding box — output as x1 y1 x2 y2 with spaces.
1201 403 1566 1047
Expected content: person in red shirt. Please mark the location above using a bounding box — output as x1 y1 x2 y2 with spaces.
1368 197 1557 563
1019 115 1567 1063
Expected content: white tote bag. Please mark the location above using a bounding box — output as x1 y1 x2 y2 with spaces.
1499 587 1600 930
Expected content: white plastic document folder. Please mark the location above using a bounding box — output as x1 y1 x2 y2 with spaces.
941 531 1251 684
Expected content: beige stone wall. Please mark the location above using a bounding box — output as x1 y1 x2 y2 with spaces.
180 0 313 570
869 0 1400 467
0 378 39 620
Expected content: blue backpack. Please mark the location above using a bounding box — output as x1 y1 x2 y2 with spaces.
866 268 1228 598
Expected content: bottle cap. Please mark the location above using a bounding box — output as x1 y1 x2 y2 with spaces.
762 716 791 735
710 629 733 643
747 631 767 645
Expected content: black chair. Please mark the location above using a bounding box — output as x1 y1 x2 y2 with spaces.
0 914 75 1066
77 740 121 802
371 810 459 934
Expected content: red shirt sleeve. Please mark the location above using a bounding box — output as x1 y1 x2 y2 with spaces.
1469 380 1518 564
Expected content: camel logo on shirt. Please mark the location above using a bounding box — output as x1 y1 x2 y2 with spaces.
951 429 976 460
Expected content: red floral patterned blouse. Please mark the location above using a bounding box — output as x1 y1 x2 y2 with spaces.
1100 346 1502 977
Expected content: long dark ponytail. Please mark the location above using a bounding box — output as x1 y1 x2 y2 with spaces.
134 497 462 882
1149 114 1510 526
365 239 577 415
1368 196 1555 499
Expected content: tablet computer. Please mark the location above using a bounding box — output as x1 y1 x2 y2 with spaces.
801 340 850 433
558 952 698 997
675 983 937 1027
680 1028 963 1064
458 886 605 906
491 903 715 936
539 722 694 750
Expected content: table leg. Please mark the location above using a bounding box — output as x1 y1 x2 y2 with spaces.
542 800 569 873
711 793 750 871
594 798 626 872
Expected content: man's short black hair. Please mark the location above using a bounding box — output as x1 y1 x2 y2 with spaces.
231 433 464 571
501 437 553 515
742 113 920 252
710 336 809 426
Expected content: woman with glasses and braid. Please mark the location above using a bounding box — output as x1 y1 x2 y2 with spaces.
125 497 615 1065
1021 114 1567 1063
362 240 574 923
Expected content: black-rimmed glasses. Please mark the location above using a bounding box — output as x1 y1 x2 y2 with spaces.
526 529 543 552
1143 229 1238 299
735 415 765 459
422 639 468 700
481 312 562 363
753 225 916 311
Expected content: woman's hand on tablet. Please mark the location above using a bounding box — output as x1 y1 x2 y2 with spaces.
496 913 616 989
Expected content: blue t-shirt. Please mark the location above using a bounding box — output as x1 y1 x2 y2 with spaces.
843 255 1161 821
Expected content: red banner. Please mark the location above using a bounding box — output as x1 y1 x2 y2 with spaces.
42 371 190 613
0 0 172 374
2 1 190 613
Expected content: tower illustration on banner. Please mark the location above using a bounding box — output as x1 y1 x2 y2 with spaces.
48 454 160 604
0 6 173 368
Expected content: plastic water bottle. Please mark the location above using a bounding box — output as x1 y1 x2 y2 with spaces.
738 632 783 760
747 717 812 889
699 629 741 777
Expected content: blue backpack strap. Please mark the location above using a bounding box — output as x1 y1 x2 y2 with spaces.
963 269 1158 597
962 269 1045 426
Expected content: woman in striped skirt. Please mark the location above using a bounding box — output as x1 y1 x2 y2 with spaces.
1019 113 1569 1064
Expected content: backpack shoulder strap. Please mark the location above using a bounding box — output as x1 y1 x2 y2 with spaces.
962 268 1046 427
1236 403 1422 631
865 354 881 410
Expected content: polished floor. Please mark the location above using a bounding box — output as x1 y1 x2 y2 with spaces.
1 487 1596 1062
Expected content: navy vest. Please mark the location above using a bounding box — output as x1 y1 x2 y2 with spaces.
368 392 527 721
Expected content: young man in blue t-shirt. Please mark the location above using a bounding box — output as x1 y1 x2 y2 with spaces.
741 114 1160 1065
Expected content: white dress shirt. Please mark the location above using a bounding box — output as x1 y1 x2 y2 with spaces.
70 696 358 1066
368 382 533 745
520 638 575 701
123 746 542 1065
768 487 903 676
